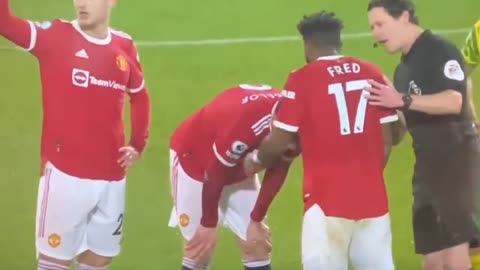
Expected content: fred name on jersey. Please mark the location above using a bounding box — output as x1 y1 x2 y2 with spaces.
71 53 131 92
327 62 361 78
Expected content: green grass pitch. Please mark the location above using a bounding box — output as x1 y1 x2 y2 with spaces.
0 0 479 269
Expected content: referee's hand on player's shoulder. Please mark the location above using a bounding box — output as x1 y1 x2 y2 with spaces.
364 76 403 109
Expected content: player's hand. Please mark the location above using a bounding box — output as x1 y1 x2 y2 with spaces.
185 225 217 264
118 146 140 169
364 76 403 109
245 220 272 258
244 151 265 176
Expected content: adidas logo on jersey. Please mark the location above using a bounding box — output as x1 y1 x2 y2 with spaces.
75 49 89 59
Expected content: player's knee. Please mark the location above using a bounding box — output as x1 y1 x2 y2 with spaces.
76 250 112 268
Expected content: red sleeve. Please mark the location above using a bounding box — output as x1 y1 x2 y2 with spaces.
127 42 150 153
250 161 291 222
201 111 273 227
127 42 145 93
273 73 302 132
0 0 55 57
376 75 399 124
378 107 399 124
128 90 150 153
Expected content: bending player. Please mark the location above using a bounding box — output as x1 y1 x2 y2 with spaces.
168 84 299 270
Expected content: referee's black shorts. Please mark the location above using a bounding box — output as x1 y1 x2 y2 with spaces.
412 137 480 255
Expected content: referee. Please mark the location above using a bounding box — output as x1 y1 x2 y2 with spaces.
366 0 480 269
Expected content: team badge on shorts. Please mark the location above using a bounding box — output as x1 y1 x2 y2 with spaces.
48 233 61 248
179 213 190 227
116 55 129 72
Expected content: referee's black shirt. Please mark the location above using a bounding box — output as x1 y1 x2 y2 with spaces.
393 30 476 150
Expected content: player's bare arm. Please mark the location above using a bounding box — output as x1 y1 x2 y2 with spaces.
255 127 297 169
365 76 463 115
392 110 407 145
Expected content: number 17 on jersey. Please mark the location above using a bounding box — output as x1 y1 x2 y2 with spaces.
328 80 370 136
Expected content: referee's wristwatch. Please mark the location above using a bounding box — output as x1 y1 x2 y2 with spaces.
401 94 413 110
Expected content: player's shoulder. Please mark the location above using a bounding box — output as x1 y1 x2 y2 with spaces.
110 28 134 41
286 63 311 83
110 27 137 49
30 18 69 31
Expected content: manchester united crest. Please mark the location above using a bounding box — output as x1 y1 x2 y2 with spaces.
179 213 190 227
48 233 61 248
116 55 129 72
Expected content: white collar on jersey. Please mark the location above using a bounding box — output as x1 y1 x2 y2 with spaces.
239 84 273 91
316 55 344 60
71 20 112 45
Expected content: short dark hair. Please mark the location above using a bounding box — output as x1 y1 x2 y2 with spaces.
367 0 419 25
297 11 344 49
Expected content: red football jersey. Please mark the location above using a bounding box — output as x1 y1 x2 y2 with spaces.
274 56 398 219
171 84 281 184
0 1 151 181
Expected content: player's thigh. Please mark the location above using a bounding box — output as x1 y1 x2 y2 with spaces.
301 204 351 270
223 175 260 241
168 162 205 241
36 162 97 261
349 213 394 270
84 178 126 258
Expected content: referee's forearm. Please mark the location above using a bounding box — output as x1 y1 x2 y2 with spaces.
409 90 462 115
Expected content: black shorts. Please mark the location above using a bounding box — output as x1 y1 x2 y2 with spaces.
412 138 480 254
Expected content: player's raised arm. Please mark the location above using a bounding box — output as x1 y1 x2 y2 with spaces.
0 0 33 49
